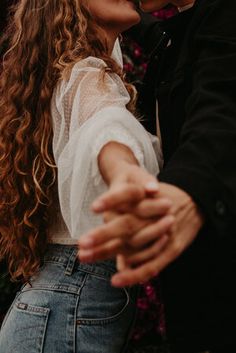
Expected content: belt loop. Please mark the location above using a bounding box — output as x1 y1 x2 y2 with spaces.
65 248 78 276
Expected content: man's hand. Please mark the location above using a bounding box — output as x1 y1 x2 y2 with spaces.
111 183 204 287
79 183 204 286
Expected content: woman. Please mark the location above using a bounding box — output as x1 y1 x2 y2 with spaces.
0 1 173 352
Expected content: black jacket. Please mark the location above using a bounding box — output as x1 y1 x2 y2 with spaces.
129 0 236 351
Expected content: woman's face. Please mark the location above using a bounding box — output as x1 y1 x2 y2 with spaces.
85 0 140 35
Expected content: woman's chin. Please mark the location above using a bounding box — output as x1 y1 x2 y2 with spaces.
139 0 168 12
121 13 141 32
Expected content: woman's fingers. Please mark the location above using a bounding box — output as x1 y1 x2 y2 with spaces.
79 213 149 249
79 213 174 264
102 197 172 223
133 198 173 218
125 235 170 266
92 184 146 213
79 215 174 263
127 215 174 248
79 238 124 263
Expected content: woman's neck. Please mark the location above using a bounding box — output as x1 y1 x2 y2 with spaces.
105 31 118 56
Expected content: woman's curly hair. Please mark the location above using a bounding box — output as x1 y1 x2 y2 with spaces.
0 0 137 281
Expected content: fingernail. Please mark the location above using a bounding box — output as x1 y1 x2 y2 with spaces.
92 199 106 212
145 182 159 192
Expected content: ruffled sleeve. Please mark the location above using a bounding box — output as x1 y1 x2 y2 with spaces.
51 57 161 238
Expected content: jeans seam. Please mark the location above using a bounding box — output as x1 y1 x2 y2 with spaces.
74 267 115 279
20 285 81 295
74 272 88 353
40 308 50 353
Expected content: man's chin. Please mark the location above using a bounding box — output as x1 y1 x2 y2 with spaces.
139 0 169 12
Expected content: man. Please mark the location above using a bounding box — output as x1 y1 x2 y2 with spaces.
79 1 236 352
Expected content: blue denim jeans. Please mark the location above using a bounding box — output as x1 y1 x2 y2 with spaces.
0 244 138 353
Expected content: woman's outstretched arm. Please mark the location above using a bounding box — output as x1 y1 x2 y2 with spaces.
79 141 174 264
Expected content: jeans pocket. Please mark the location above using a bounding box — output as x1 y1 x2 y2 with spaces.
77 273 130 325
0 298 50 353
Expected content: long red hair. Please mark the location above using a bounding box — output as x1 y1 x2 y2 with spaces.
0 0 136 281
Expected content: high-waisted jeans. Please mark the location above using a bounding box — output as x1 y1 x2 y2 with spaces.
0 244 138 353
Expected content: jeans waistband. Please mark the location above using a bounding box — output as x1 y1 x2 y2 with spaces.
44 244 116 278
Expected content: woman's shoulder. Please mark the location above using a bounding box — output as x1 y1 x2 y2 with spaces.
71 56 108 73
60 56 126 95
53 56 128 105
54 57 108 96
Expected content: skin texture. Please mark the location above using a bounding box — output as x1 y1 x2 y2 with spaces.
86 0 141 51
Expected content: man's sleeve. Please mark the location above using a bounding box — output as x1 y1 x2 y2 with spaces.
159 0 236 237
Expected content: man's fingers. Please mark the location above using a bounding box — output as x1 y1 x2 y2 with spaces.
111 235 188 287
134 198 173 218
111 243 174 287
128 215 174 248
79 214 149 249
92 184 146 213
111 257 160 287
125 235 169 266
116 254 130 271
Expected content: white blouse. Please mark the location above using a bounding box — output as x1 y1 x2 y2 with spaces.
49 56 162 244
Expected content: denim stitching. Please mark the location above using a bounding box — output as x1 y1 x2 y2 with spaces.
20 285 81 295
15 302 50 315
73 272 88 353
65 248 78 276
40 307 50 353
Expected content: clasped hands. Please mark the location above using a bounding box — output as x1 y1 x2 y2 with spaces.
79 165 203 287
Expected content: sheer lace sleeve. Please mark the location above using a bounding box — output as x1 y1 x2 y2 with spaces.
51 57 161 239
